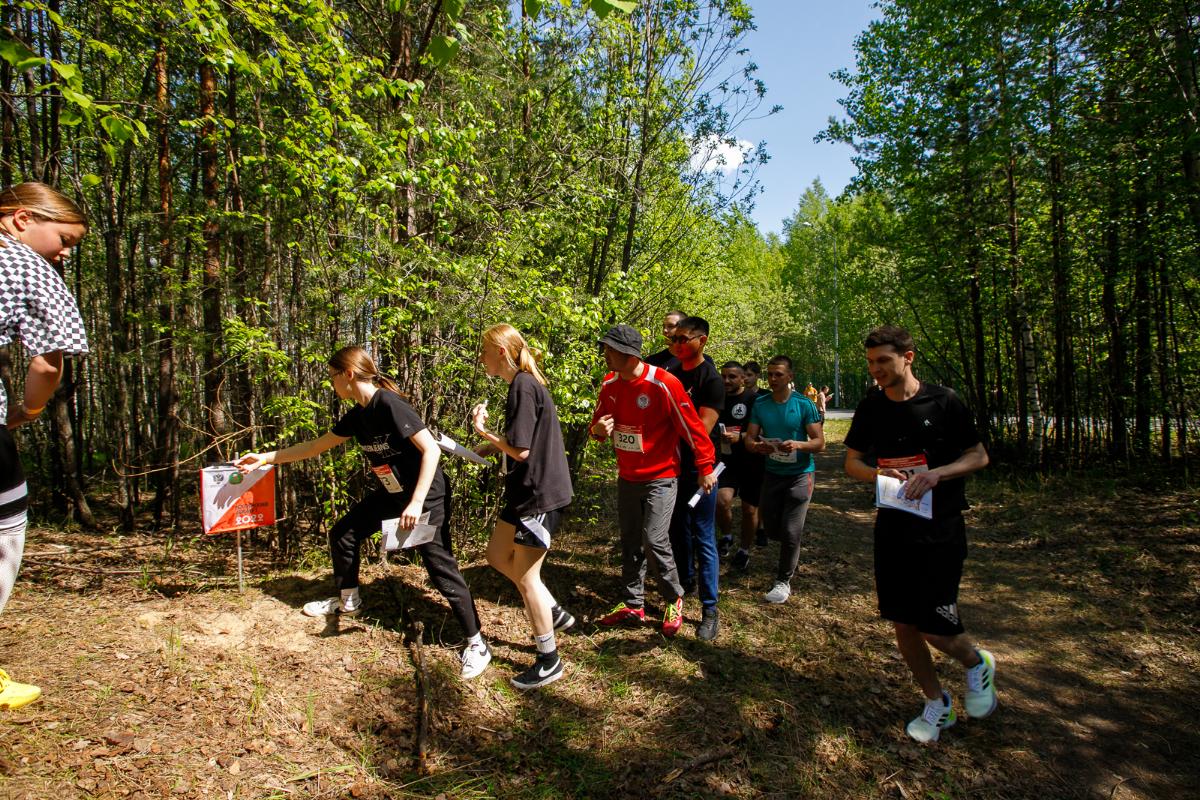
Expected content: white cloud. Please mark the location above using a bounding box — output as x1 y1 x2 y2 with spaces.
689 134 753 174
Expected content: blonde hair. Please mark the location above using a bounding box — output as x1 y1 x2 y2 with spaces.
0 182 87 247
328 346 405 396
482 323 547 386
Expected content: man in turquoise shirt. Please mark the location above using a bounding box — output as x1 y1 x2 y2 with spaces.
745 355 825 604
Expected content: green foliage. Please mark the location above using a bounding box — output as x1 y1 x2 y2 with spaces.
822 0 1200 461
4 0 792 542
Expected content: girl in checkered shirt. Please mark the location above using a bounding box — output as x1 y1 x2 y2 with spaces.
0 182 89 711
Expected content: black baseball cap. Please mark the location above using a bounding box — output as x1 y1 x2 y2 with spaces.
597 324 643 357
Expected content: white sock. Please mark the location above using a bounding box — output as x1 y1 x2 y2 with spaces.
534 631 556 655
340 588 360 610
467 632 485 650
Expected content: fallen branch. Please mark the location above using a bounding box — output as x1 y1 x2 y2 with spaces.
21 559 206 577
408 620 430 776
661 745 738 783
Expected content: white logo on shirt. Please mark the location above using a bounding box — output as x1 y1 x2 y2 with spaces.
732 403 747 419
636 393 650 409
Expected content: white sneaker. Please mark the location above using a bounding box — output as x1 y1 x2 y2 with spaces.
764 582 791 604
460 642 492 680
906 692 957 743
302 596 361 617
965 648 998 718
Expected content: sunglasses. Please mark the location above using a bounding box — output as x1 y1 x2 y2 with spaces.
669 333 700 344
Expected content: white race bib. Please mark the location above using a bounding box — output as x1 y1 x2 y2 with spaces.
613 424 644 453
371 463 404 493
769 449 797 464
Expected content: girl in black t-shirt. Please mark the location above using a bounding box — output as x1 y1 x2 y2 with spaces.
235 346 491 680
472 324 574 690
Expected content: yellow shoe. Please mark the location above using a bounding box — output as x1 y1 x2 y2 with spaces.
0 668 41 710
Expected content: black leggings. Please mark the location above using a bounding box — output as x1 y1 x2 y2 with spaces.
328 489 481 638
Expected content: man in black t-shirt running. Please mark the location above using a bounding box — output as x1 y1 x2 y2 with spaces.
843 325 997 744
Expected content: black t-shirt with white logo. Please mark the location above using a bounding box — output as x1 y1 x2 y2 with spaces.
332 390 447 520
718 388 754 467
845 382 980 522
668 358 725 478
504 371 573 515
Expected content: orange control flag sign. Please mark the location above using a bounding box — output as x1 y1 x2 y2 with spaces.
200 465 277 535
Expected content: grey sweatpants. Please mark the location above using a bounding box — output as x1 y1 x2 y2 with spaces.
617 477 683 608
759 471 814 584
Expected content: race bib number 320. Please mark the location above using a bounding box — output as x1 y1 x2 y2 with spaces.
613 424 644 453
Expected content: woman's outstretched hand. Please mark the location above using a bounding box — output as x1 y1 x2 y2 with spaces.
234 452 269 473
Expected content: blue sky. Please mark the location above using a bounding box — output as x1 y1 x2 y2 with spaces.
735 0 880 235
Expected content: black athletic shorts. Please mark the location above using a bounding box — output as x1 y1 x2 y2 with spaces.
0 427 28 526
738 454 765 507
499 505 565 549
717 457 741 492
874 512 968 636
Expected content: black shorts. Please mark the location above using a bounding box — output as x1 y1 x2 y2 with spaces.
738 454 765 507
0 427 28 526
717 455 741 492
874 513 968 636
499 505 565 549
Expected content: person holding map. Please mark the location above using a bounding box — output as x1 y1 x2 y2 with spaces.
843 325 996 743
235 346 491 680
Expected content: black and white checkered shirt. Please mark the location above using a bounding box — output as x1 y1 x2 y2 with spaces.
0 234 89 420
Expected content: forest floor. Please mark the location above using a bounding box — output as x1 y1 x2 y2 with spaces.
1 421 1198 799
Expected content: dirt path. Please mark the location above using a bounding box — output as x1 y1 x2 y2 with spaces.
1 431 1197 799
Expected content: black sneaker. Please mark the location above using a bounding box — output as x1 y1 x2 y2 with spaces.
718 535 732 558
731 549 750 572
681 580 697 597
551 605 576 633
511 653 564 690
755 529 768 547
697 607 719 641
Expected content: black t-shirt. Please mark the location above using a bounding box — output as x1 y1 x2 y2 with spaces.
503 372 574 515
645 350 715 372
644 348 679 371
717 388 755 467
668 357 725 477
332 390 447 518
844 382 981 521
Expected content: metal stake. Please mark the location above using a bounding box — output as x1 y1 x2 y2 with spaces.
236 528 245 593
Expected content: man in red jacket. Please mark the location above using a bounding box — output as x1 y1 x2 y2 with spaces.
590 324 718 637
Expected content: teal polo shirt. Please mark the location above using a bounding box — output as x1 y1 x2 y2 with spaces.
750 390 820 476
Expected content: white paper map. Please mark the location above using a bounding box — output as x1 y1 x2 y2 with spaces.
436 433 489 465
875 474 933 519
381 513 438 550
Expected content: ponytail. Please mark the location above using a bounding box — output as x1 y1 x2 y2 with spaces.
483 323 548 387
328 345 406 398
516 344 548 387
